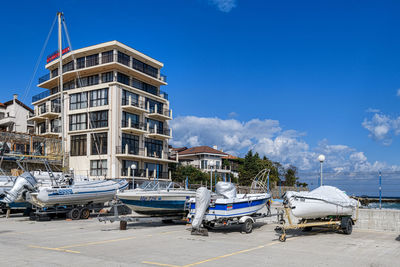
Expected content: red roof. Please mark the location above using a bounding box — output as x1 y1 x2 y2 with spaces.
222 154 238 160
178 146 228 156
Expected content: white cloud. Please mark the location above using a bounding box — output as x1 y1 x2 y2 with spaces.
365 108 380 113
362 112 400 146
170 115 399 172
397 88 400 97
209 0 237 12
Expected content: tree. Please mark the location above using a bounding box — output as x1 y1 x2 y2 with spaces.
170 164 209 185
284 165 299 186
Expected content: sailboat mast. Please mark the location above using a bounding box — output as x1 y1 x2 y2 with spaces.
57 12 65 169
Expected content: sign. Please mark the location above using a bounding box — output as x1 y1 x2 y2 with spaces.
46 47 70 63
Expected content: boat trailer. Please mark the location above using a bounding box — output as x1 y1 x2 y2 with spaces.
277 203 359 242
98 204 185 230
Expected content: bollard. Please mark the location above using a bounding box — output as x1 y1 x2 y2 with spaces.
120 220 127 230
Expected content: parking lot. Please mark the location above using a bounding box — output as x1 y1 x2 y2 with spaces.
0 212 399 267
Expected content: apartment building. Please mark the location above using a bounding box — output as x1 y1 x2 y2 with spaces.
30 41 174 180
0 94 34 133
172 146 238 178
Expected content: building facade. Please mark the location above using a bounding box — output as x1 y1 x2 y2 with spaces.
30 41 175 180
173 146 237 178
0 94 34 133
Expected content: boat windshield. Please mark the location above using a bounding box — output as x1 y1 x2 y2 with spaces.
139 181 183 191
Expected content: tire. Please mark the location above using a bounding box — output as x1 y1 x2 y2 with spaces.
80 208 90 219
343 220 353 235
241 219 253 234
279 234 287 242
67 208 81 220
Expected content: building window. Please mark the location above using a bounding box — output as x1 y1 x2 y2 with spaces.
50 118 61 133
147 118 163 134
38 122 46 134
69 113 87 131
91 132 107 155
62 61 74 72
122 112 140 128
70 135 87 156
145 138 163 158
70 92 88 110
146 98 163 114
117 72 130 85
77 75 99 87
121 160 139 177
51 98 61 113
117 51 130 66
38 103 46 114
201 160 208 169
122 133 139 154
89 110 108 128
145 163 164 178
86 54 99 67
90 88 108 107
102 51 113 64
51 68 58 78
77 57 85 69
132 78 158 95
63 80 75 90
132 58 158 78
101 71 113 83
50 87 59 95
121 89 138 105
90 159 107 176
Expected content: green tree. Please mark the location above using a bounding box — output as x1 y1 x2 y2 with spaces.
170 164 209 185
284 165 299 186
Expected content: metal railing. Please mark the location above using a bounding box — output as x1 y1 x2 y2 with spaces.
121 98 146 110
149 127 170 136
149 106 171 117
121 120 147 131
116 146 144 156
32 91 50 102
38 73 50 84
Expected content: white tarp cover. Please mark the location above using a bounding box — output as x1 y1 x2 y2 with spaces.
215 182 237 199
192 187 211 229
286 186 357 207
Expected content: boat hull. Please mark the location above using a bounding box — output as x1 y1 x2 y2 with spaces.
189 193 270 221
287 198 355 219
27 179 128 207
118 191 195 216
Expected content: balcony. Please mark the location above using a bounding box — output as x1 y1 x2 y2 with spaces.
38 103 61 119
121 119 147 135
147 126 171 139
120 168 169 180
32 90 50 103
148 105 172 120
116 145 172 162
121 97 147 113
38 54 168 87
40 126 61 137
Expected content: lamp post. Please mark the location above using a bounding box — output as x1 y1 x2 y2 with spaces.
209 160 215 192
131 163 137 189
318 154 325 186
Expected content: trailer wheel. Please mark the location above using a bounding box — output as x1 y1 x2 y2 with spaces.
279 234 287 242
241 218 253 234
67 208 81 220
343 220 353 235
80 208 90 219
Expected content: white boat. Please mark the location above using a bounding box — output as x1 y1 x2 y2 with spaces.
188 193 270 222
188 182 271 230
117 181 196 216
283 186 358 219
26 179 128 208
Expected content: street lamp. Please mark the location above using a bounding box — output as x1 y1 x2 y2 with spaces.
209 160 215 192
131 163 137 189
318 154 325 186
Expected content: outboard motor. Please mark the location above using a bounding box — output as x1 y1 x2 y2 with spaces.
0 172 37 204
192 187 211 231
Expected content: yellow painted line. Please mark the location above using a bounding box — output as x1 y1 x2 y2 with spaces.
160 230 181 235
29 245 80 254
142 261 180 267
57 236 137 249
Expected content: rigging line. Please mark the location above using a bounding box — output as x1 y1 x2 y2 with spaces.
1 15 58 166
62 17 105 178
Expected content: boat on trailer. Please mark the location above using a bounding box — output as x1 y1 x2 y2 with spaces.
117 180 196 216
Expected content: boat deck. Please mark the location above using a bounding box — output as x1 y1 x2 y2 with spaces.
0 206 399 266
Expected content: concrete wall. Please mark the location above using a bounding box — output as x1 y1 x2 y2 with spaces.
355 208 400 232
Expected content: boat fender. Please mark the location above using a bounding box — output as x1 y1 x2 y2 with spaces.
239 216 254 224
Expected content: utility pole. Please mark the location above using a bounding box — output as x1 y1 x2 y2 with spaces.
57 11 65 170
379 171 382 209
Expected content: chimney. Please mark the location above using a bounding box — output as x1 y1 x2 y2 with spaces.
213 145 218 150
13 94 18 100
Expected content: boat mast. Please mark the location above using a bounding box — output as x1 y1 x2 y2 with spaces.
57 12 65 170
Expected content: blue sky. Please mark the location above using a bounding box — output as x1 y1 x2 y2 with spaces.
1 0 400 174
